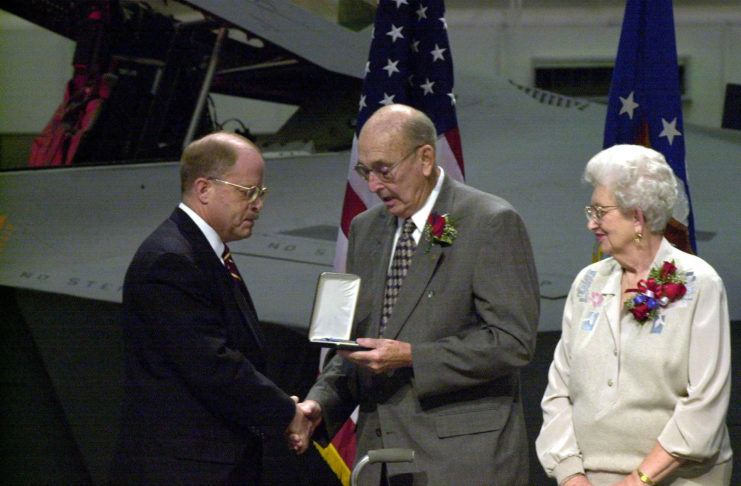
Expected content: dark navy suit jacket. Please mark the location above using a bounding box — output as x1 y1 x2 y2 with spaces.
110 208 295 485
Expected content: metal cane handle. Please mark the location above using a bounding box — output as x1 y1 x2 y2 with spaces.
350 448 415 486
367 448 415 464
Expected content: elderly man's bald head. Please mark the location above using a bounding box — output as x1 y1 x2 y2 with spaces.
360 104 437 153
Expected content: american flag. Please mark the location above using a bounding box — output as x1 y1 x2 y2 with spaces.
604 0 696 253
333 0 465 273
318 1 465 483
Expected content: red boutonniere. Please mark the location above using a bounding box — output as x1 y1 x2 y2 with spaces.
624 260 687 324
423 213 457 252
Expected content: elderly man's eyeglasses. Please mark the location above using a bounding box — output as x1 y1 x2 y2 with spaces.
584 204 618 222
208 177 268 204
353 145 423 182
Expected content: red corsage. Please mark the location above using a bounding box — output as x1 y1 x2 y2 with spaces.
423 213 457 252
624 260 687 324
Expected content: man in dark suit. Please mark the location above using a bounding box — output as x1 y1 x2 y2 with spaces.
109 132 311 485
299 105 540 485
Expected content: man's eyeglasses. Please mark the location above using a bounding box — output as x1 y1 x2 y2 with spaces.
584 204 618 222
208 177 268 204
353 145 423 182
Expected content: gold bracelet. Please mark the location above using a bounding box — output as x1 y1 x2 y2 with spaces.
636 468 656 485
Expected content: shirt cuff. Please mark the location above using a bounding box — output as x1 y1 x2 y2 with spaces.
553 455 586 486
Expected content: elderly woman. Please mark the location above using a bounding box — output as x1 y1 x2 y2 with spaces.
536 144 733 485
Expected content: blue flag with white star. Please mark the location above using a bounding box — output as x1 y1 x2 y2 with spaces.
604 0 696 253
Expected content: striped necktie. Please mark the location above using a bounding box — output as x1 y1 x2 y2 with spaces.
379 218 417 337
222 244 263 351
222 245 247 295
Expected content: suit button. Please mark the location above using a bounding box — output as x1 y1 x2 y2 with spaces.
375 428 382 437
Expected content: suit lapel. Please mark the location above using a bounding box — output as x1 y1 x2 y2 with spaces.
217 256 265 352
383 244 443 339
382 176 455 339
172 208 265 353
228 279 264 350
367 211 398 338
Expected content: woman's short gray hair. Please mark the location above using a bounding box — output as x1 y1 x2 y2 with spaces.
583 144 678 233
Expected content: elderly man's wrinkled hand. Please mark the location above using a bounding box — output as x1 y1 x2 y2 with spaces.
285 397 322 455
338 338 412 374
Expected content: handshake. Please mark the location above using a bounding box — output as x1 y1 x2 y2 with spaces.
285 398 322 454
282 338 412 454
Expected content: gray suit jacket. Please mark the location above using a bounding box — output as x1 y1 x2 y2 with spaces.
307 176 539 485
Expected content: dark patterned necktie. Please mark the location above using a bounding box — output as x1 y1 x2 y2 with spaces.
222 245 248 295
223 245 264 439
380 218 417 337
222 244 263 352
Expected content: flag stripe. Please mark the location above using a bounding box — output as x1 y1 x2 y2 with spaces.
340 181 367 236
438 128 464 180
314 442 352 486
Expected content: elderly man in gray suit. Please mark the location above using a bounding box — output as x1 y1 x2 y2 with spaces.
297 104 539 485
